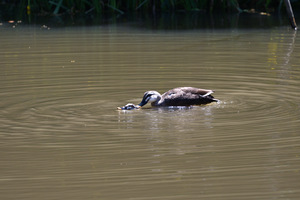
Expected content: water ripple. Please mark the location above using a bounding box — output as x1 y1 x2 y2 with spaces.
1 26 300 200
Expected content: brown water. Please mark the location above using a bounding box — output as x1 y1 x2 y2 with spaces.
1 24 300 200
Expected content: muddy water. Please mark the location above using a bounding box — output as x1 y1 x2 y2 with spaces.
0 24 300 200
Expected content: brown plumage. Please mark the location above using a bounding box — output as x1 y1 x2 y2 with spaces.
138 87 218 107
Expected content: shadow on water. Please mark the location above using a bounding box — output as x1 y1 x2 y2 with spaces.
0 11 295 29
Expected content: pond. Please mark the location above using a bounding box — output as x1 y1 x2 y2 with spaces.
0 20 300 199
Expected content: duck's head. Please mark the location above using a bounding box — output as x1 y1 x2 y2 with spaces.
138 91 161 107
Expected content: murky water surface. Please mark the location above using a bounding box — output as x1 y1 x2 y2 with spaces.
1 24 300 199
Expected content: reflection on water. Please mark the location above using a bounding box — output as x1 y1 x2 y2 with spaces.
118 105 216 131
0 24 300 200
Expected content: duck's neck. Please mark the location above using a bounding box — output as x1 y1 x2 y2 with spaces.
151 95 162 106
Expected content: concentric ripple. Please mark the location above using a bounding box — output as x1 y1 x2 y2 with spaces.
1 26 300 200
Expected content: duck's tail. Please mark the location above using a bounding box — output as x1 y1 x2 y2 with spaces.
204 94 219 103
202 90 220 103
202 90 214 97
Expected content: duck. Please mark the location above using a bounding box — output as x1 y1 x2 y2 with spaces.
138 87 218 107
118 103 140 110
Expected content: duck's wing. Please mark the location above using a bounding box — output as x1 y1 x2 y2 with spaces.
161 87 215 106
163 87 214 98
180 87 214 96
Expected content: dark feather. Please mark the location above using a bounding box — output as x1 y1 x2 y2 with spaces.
159 87 216 106
138 87 218 107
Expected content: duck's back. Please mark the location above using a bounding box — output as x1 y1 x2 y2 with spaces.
159 87 216 106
